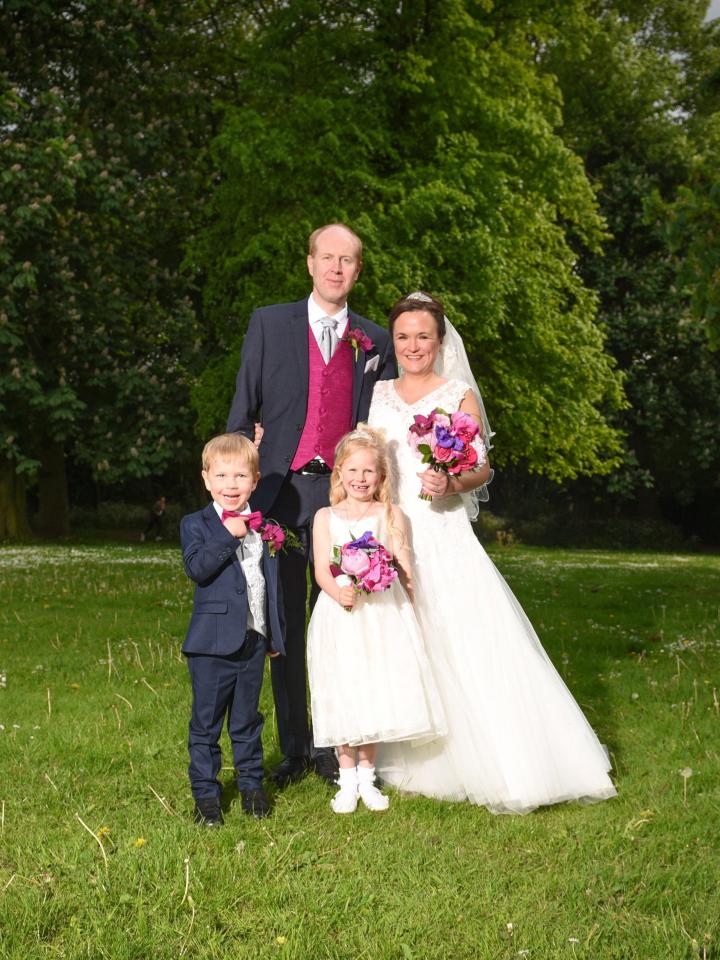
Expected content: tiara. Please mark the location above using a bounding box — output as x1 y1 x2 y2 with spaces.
404 290 433 303
346 429 377 443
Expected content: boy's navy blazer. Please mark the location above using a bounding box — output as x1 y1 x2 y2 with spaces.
226 299 397 514
181 503 285 657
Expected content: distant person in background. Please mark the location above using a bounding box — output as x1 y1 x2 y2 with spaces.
141 496 166 542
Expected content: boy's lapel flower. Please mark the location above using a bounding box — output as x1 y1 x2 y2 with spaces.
251 515 301 557
343 326 374 361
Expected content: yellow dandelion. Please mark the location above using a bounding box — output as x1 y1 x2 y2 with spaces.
69 683 81 689
276 936 287 945
97 826 111 840
133 837 146 848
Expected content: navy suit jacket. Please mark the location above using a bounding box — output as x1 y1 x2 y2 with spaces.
226 299 397 514
180 503 285 657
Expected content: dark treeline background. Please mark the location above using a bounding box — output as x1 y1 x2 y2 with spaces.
2 0 719 546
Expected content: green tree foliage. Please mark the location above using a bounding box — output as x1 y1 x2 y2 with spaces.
545 0 720 533
191 0 624 482
0 0 215 536
666 115 720 349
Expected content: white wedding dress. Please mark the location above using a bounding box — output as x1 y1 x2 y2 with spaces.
369 378 617 813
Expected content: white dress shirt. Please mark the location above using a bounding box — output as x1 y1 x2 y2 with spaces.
308 294 348 357
213 502 267 638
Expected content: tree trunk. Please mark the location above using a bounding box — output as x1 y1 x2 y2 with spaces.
37 441 70 537
0 459 31 539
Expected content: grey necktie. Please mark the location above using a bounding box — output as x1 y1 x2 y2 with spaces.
319 316 339 364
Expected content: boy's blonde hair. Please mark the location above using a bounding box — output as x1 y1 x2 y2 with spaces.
330 425 395 538
201 433 259 475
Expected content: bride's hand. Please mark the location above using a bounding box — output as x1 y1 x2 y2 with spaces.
418 468 451 498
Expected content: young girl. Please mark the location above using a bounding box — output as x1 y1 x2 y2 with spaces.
307 426 445 814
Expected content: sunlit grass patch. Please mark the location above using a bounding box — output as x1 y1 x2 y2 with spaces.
0 543 717 959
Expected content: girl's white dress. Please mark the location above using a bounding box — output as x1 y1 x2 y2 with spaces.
369 378 617 814
307 509 446 748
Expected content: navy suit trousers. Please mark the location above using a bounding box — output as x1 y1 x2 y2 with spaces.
186 630 266 799
268 471 331 758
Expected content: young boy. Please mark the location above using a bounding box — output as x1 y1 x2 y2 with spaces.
180 433 285 826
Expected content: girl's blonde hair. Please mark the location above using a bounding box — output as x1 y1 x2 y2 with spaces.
330 424 395 540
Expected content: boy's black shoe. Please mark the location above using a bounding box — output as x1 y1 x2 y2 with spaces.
270 756 309 788
240 787 271 819
193 799 224 827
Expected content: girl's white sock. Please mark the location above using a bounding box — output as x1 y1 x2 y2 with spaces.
357 765 389 812
330 766 358 814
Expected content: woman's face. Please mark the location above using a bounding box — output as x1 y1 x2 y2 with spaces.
393 310 441 377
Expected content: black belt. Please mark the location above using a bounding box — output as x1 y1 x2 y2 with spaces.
294 459 331 476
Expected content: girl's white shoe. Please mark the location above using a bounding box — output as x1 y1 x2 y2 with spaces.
330 766 358 814
357 765 389 812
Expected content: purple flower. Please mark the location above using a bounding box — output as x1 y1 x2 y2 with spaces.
435 425 464 452
347 530 377 550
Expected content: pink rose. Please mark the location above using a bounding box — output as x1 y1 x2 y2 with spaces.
448 443 478 474
341 546 372 577
432 443 455 464
450 411 479 443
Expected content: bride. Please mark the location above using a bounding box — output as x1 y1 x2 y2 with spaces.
368 291 616 813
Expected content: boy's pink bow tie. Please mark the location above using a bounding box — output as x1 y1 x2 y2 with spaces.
221 509 263 531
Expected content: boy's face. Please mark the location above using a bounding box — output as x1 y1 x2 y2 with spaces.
202 454 258 513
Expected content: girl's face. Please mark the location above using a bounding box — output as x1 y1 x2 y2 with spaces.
339 448 381 503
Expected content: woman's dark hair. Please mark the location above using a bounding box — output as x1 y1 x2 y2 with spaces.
388 292 446 340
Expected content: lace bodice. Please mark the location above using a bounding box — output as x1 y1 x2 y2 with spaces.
368 378 486 523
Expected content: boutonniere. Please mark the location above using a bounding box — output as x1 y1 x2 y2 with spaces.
256 518 301 558
342 326 374 360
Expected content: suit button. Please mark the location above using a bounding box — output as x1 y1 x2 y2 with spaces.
236 589 244 595
284 456 291 462
296 424 303 430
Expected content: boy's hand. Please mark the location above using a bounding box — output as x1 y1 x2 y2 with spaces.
224 516 248 538
337 585 356 609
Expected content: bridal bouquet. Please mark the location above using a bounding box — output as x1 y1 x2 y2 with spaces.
331 531 398 600
408 408 481 500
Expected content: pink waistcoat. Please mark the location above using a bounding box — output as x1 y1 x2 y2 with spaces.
291 328 353 470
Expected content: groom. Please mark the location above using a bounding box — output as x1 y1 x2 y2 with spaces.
226 223 397 786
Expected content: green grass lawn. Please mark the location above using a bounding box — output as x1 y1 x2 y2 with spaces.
0 543 718 959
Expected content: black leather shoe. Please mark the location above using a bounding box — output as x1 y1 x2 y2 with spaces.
270 756 309 788
240 787 271 819
311 750 339 785
193 799 224 827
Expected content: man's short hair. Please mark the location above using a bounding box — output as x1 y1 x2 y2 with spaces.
201 433 259 475
307 223 363 261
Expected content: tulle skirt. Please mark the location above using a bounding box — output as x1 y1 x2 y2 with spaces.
308 578 446 749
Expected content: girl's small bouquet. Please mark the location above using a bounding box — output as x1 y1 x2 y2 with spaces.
330 530 398 606
408 408 485 501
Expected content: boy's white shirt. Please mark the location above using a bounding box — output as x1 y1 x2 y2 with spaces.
212 501 266 637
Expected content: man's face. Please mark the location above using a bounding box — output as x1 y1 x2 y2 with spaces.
307 226 362 313
202 455 258 513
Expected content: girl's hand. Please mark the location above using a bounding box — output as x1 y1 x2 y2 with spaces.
418 468 451 498
337 585 356 609
253 422 264 447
